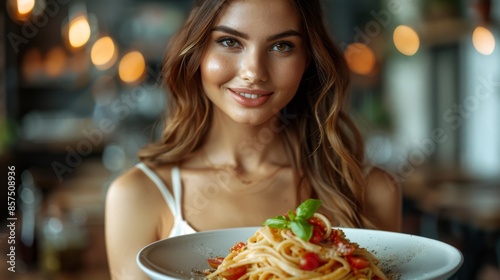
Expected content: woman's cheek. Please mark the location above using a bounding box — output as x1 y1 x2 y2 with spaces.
201 53 235 86
276 60 306 93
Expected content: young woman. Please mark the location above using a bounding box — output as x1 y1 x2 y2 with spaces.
105 0 401 278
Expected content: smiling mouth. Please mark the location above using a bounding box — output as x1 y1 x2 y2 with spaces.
236 92 260 99
230 88 273 100
229 88 273 107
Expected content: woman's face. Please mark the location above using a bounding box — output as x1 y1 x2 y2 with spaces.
200 0 308 126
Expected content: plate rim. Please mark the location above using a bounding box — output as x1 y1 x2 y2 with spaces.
137 226 464 280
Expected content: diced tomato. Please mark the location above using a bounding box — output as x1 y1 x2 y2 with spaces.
328 229 338 243
230 242 246 252
347 256 370 269
310 226 323 244
307 217 326 232
220 266 247 280
299 252 322 271
207 257 224 269
307 217 327 243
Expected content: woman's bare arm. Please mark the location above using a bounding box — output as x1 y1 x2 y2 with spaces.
105 167 172 280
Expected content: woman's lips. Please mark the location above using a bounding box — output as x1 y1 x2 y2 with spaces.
229 88 273 107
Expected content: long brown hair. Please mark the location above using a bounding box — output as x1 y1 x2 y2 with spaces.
138 0 373 229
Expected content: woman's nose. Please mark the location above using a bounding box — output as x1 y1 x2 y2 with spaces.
239 49 268 84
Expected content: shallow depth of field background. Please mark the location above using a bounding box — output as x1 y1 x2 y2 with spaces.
1 0 499 279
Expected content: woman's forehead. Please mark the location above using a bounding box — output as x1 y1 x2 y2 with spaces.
214 0 303 34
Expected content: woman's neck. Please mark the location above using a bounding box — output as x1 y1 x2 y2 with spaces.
202 111 289 171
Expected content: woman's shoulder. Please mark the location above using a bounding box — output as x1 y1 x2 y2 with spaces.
365 166 400 190
364 165 401 202
105 163 176 279
106 163 174 209
363 165 402 231
109 164 154 195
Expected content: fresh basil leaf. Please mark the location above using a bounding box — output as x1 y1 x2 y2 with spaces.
295 199 322 219
288 210 296 221
290 218 313 241
263 216 289 229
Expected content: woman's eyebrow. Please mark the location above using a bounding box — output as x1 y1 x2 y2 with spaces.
212 25 302 41
267 30 302 41
213 25 248 39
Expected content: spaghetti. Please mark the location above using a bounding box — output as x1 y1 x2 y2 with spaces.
205 200 387 280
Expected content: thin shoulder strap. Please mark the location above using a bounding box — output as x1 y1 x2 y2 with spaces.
136 163 177 217
171 166 184 221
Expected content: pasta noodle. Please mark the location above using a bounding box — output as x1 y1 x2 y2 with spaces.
205 212 387 280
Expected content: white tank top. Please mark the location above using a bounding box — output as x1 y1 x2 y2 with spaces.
136 163 197 238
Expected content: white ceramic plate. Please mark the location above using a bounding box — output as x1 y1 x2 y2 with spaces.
137 227 463 280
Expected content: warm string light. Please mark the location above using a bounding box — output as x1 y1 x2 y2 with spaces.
472 26 496 55
22 48 43 81
6 0 35 21
68 15 91 48
344 43 376 75
17 0 35 15
393 25 420 56
91 36 118 70
118 51 146 84
44 46 67 78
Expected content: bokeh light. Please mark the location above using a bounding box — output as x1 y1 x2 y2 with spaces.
472 26 496 55
17 0 35 15
344 43 376 75
118 51 146 84
68 15 91 48
22 48 43 81
91 36 118 70
44 47 67 78
393 25 420 56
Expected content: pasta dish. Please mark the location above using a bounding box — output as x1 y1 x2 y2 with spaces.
205 199 387 280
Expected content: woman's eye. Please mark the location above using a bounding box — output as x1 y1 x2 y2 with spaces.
217 38 240 48
271 42 294 52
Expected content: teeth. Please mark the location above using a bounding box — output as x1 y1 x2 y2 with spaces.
238 92 259 99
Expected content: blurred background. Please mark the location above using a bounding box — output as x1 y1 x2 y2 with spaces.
0 0 499 279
